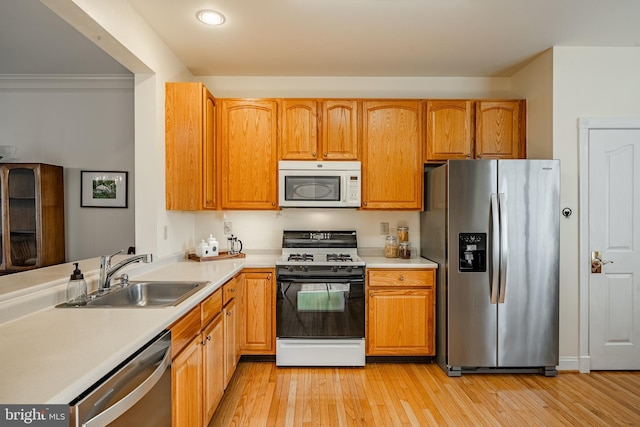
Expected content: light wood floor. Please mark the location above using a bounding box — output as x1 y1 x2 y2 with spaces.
209 361 640 426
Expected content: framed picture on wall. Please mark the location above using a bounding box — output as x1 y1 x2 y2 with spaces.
81 171 128 208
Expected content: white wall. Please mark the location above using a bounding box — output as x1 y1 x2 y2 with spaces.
551 46 640 364
0 75 135 261
45 0 196 259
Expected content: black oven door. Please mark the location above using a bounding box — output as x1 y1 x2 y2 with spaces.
276 279 365 338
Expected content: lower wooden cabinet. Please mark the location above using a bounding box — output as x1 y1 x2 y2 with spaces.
202 314 224 424
366 269 435 356
172 287 225 427
223 298 238 388
172 334 203 427
241 269 275 354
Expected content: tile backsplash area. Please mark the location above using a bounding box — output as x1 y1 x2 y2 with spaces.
195 209 420 254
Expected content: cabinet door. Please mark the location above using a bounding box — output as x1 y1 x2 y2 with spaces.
367 288 435 356
321 100 359 160
203 89 217 208
219 99 278 209
2 164 64 273
361 101 422 209
165 82 216 210
475 100 525 159
223 298 237 388
241 271 275 354
172 335 203 427
202 315 224 425
424 100 473 161
280 99 318 160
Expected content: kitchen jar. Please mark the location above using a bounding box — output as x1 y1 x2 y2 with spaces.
384 235 399 258
397 226 409 242
399 241 411 259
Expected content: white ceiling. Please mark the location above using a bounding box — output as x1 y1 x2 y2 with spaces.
2 0 640 77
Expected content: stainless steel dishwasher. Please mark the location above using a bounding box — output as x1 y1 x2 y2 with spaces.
69 330 172 427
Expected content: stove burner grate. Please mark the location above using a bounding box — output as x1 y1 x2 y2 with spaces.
326 253 354 262
288 253 314 262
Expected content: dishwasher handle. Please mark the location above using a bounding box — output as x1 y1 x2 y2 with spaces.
83 341 171 427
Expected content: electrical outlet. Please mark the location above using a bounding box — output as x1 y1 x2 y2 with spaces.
224 222 232 234
163 225 168 240
380 222 389 235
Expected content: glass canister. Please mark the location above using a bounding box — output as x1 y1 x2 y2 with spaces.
385 235 399 258
397 226 409 242
399 241 411 259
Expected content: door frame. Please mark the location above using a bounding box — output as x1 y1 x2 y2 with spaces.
578 117 640 373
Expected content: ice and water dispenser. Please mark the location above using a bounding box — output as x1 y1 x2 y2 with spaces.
458 233 486 272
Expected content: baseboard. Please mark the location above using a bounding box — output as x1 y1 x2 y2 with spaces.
558 356 580 372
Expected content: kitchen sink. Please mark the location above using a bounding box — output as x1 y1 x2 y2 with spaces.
58 281 206 308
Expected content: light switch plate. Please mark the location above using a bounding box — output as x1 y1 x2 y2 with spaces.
224 222 232 234
380 222 389 235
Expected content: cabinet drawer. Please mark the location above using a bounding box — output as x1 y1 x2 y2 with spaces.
223 276 239 306
368 269 434 288
201 288 223 327
171 307 202 357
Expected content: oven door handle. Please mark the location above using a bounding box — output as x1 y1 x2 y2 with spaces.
277 278 364 284
82 343 171 427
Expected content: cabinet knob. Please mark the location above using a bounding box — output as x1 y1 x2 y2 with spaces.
230 288 235 293
370 293 374 297
272 201 276 206
323 152 328 157
363 201 367 206
267 274 271 281
226 311 232 316
312 152 317 157
207 335 212 341
399 276 404 281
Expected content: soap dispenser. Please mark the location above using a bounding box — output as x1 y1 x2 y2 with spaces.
66 262 88 306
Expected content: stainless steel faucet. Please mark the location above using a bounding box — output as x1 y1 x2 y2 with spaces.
98 250 153 292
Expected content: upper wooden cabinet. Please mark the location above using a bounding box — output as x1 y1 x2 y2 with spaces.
361 100 422 210
424 100 473 161
279 99 318 160
165 82 216 210
219 99 278 209
475 100 526 159
279 99 358 160
424 99 526 162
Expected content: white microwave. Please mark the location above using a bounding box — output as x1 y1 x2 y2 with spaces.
278 161 361 208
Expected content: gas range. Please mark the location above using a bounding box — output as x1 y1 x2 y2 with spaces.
276 230 365 281
276 230 366 367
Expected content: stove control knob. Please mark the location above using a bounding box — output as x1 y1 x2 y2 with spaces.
303 266 310 273
288 266 294 272
346 266 353 273
332 266 338 273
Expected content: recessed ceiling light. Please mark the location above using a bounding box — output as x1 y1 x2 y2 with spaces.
196 9 226 26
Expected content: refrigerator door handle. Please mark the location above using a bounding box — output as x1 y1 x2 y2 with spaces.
498 193 508 303
490 193 500 304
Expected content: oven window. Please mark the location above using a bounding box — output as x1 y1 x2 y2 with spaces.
297 283 348 311
277 282 365 338
284 176 341 201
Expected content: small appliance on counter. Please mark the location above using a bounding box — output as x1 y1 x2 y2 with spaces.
189 233 244 261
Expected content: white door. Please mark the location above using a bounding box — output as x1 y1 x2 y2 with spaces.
588 128 640 370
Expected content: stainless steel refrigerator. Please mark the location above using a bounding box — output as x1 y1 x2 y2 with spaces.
420 160 560 377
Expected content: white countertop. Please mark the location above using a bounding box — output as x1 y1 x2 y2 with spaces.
0 254 278 405
0 251 435 404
